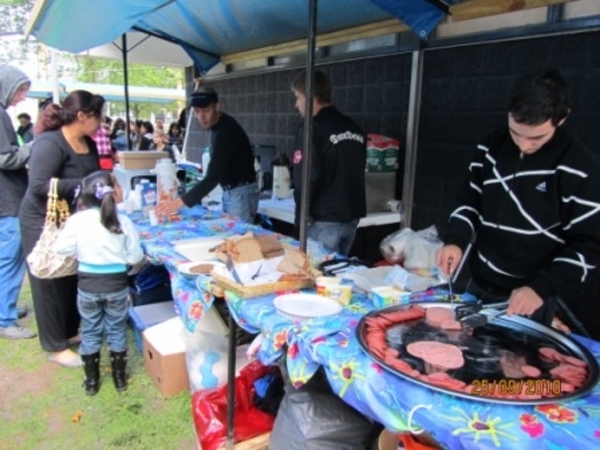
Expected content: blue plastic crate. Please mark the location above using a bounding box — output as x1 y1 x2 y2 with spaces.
128 301 177 352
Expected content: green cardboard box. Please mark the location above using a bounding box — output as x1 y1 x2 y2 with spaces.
366 134 400 172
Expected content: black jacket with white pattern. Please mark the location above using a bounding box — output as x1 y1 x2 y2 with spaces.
444 126 600 302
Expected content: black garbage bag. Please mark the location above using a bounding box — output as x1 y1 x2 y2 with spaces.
270 382 381 450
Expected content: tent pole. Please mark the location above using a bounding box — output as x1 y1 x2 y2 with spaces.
298 0 318 253
50 48 60 104
401 47 424 229
181 79 200 161
122 33 132 150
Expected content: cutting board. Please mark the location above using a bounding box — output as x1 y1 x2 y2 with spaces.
172 236 224 262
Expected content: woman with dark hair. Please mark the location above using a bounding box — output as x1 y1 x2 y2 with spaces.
56 170 143 394
19 89 105 367
167 122 183 148
138 121 154 150
110 118 126 141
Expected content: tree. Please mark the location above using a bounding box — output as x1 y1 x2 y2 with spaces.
1 0 185 121
0 0 37 65
73 56 185 120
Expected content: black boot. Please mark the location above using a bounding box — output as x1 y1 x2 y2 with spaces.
81 353 101 396
110 350 128 392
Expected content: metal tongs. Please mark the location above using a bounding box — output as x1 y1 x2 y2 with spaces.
455 300 509 329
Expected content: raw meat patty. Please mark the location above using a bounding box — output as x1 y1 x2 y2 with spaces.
407 341 465 369
425 307 454 328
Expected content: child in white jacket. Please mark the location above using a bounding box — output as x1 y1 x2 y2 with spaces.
56 170 143 395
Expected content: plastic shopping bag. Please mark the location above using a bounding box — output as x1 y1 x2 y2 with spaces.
192 360 275 450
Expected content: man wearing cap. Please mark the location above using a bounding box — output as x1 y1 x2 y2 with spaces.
155 86 259 223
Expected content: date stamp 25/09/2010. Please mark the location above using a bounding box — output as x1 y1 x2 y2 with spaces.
471 378 562 396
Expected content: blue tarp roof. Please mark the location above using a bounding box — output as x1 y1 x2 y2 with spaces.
27 0 453 73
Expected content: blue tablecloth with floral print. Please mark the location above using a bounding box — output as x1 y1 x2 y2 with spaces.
133 207 600 450
131 207 297 332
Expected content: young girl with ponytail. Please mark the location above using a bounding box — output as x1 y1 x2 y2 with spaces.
56 170 144 395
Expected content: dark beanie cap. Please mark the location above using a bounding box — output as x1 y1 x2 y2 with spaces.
190 87 218 108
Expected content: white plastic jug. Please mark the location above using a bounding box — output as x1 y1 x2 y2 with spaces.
153 159 178 202
128 184 143 211
273 165 292 200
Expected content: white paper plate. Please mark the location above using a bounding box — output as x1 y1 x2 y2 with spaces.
178 260 225 278
274 293 342 321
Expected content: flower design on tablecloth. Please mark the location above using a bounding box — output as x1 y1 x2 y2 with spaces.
290 361 315 389
519 413 545 438
347 304 369 315
329 358 365 397
188 301 204 320
176 290 190 303
272 329 288 351
438 408 518 447
535 404 578 423
371 362 384 374
287 342 299 359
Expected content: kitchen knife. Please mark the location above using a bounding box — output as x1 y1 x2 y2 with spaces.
226 254 244 285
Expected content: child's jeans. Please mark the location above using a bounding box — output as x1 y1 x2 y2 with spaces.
77 287 129 355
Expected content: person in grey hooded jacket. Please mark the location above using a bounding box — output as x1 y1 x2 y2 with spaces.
0 64 36 340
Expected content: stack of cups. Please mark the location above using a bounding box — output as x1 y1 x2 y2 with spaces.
315 276 353 306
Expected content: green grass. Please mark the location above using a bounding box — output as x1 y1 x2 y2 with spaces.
0 280 197 450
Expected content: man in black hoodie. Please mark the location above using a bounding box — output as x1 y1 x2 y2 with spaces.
291 70 366 255
437 70 600 335
0 65 36 340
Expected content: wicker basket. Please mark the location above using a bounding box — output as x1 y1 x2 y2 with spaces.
210 268 319 299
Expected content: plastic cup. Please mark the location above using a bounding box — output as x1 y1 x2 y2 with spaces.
148 210 159 226
125 198 134 214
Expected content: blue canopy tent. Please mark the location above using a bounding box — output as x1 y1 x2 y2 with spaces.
26 0 452 73
25 0 455 243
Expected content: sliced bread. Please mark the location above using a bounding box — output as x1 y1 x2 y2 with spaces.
232 238 263 263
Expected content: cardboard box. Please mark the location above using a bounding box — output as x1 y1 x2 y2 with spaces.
129 301 177 352
143 317 189 397
119 151 169 169
369 285 411 309
366 134 400 172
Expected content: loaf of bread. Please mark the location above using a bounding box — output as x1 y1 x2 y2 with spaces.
277 248 310 275
256 235 285 259
231 238 263 263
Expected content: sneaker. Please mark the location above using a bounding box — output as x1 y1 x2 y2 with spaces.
17 307 28 320
0 325 37 340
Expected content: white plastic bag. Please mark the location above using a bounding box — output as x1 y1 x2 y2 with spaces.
380 225 443 270
379 228 414 264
